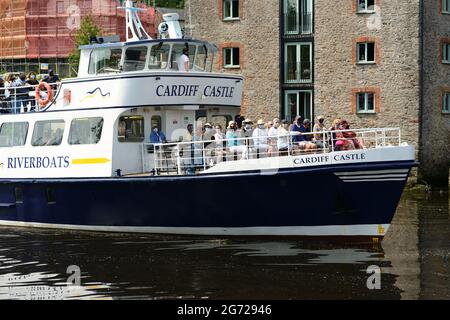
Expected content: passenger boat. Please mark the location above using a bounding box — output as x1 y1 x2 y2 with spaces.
0 1 416 241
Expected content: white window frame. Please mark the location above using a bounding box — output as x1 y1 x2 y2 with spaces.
443 93 450 114
223 0 240 21
357 0 375 13
284 90 313 122
357 42 376 64
443 0 450 14
223 47 240 68
284 0 313 35
284 42 312 83
443 42 450 64
356 92 376 114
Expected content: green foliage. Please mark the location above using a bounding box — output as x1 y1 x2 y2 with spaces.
138 0 185 9
68 15 101 71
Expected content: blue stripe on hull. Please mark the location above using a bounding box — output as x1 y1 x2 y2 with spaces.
0 161 414 235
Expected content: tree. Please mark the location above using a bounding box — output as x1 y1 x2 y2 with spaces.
68 15 101 73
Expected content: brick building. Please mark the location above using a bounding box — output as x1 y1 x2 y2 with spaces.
187 0 450 186
0 0 157 77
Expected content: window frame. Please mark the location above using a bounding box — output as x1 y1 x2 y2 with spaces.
223 47 240 69
284 42 313 83
356 92 376 114
0 122 29 148
284 0 313 35
123 45 149 72
68 117 104 146
117 116 145 143
357 42 376 64
443 42 450 64
443 0 450 14
223 0 240 21
357 0 375 13
443 92 450 114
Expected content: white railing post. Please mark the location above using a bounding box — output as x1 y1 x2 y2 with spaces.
176 145 182 175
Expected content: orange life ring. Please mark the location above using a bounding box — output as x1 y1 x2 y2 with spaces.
35 82 53 106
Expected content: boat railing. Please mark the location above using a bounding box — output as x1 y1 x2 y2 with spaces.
0 82 60 114
143 127 402 175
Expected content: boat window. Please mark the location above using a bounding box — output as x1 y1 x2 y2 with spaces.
32 120 65 147
194 45 207 72
206 49 214 72
123 46 148 72
149 43 170 69
210 115 232 131
69 117 104 145
170 43 197 70
0 122 28 147
151 115 162 131
118 116 145 143
88 48 123 74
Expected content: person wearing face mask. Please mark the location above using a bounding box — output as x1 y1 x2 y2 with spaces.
252 119 269 157
268 118 281 157
26 72 39 110
226 121 248 160
150 126 167 144
13 73 28 113
290 115 303 144
313 115 328 150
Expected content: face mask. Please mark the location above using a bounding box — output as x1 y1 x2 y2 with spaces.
244 124 252 130
31 75 36 80
258 124 265 129
153 128 158 133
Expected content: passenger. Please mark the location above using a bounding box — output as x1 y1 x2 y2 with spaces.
213 124 227 162
298 119 317 152
43 69 60 91
13 73 29 113
329 118 341 150
335 120 355 151
341 119 364 149
26 72 39 110
277 119 291 156
313 115 328 150
0 76 6 114
226 121 248 160
267 120 273 131
241 118 254 148
150 126 167 144
4 74 15 113
268 118 280 156
182 124 195 169
176 47 190 72
252 119 269 157
290 115 303 144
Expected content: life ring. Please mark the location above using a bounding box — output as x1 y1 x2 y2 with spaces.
35 82 53 106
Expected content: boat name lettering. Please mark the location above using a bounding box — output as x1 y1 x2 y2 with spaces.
293 155 330 165
7 156 70 169
156 85 235 98
333 153 366 161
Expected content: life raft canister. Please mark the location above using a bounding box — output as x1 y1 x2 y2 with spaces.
35 82 53 106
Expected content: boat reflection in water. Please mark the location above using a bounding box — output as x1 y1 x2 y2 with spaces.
0 191 448 300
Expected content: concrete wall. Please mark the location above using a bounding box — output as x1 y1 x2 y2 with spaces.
188 0 280 122
420 0 450 186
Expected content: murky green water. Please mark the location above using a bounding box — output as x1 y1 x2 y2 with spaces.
0 191 448 300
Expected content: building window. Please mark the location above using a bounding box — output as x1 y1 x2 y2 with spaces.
0 122 28 147
285 42 312 83
223 47 240 68
356 92 376 113
223 0 239 20
284 90 312 123
357 0 375 13
118 116 145 143
284 0 313 35
443 42 450 64
443 0 450 14
56 1 64 14
32 120 65 146
443 93 450 113
357 42 375 64
68 117 104 145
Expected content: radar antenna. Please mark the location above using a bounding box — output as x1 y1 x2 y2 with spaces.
118 0 152 42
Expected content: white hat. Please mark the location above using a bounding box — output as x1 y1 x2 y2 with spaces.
257 119 265 125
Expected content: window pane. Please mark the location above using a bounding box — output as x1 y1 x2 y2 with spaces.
224 0 231 18
300 44 311 80
124 46 148 71
118 116 144 143
286 0 298 33
232 0 239 18
89 49 122 74
358 0 366 11
445 0 450 12
444 93 450 112
286 45 297 81
358 43 366 62
149 43 170 69
367 42 375 62
194 45 207 71
444 44 450 62
367 0 375 10
224 48 231 66
32 120 65 146
367 93 375 110
233 48 240 66
357 94 365 111
0 122 28 147
69 117 103 145
287 93 298 121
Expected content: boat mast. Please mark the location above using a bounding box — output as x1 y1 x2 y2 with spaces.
118 0 152 42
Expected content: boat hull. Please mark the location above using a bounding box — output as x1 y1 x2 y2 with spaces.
0 161 414 240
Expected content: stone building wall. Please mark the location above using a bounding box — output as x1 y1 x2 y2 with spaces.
420 1 450 186
187 0 280 122
314 0 421 149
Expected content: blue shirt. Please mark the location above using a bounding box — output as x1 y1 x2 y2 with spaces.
290 123 303 142
226 130 240 147
150 131 167 143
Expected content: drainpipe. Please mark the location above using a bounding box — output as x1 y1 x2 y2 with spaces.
417 0 425 182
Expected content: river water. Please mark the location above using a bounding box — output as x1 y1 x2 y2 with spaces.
0 191 448 300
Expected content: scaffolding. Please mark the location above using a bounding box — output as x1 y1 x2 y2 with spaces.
0 0 156 77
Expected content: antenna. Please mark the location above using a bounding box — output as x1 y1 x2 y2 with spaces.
118 0 152 42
